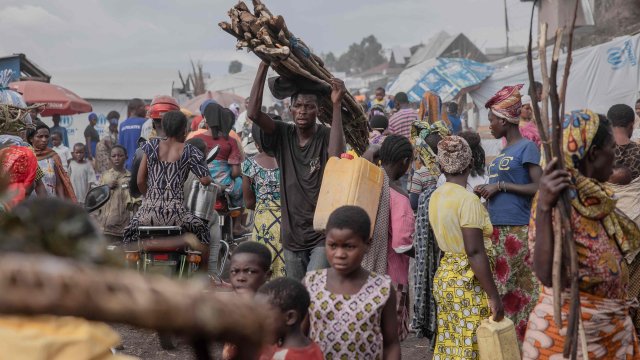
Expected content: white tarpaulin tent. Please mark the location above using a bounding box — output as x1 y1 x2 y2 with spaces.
471 33 640 125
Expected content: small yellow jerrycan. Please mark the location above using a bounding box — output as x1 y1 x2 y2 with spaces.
313 154 383 236
477 317 521 360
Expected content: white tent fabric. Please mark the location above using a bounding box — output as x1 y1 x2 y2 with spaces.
205 68 277 106
471 33 640 125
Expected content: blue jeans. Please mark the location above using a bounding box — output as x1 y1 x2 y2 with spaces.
284 246 329 281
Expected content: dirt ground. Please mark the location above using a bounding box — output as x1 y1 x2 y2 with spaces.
113 325 433 359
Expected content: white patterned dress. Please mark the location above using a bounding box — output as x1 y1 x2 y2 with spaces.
303 269 391 360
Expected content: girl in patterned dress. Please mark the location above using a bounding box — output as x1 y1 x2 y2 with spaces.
303 206 401 360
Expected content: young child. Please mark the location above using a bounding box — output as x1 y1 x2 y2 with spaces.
303 205 401 360
95 145 137 243
68 143 97 205
51 131 72 173
256 278 323 360
609 166 633 185
223 241 272 360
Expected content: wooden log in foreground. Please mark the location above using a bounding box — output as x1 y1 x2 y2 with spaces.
0 253 271 357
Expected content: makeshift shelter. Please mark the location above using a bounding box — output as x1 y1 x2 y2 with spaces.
406 32 488 68
388 58 494 102
470 33 640 126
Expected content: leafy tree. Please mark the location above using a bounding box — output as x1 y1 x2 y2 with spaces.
322 52 338 70
228 60 243 74
333 35 386 74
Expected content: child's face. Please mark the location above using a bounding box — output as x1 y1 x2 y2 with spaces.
51 134 61 147
72 146 86 161
325 228 369 275
229 253 270 295
110 148 126 169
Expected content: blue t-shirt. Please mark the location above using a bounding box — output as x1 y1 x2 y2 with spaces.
487 139 540 225
118 117 147 170
448 115 462 135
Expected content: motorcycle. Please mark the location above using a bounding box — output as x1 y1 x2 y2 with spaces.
109 144 221 350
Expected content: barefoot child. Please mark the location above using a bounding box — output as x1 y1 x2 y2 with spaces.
68 143 97 205
95 145 137 243
256 278 323 359
223 241 272 360
303 205 401 359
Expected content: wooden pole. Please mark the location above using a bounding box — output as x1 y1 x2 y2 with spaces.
0 253 271 360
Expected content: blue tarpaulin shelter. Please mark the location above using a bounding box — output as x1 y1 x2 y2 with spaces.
388 58 494 102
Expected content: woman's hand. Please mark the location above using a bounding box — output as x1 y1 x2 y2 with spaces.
330 78 346 105
488 296 504 322
110 180 119 189
537 158 572 211
476 184 500 199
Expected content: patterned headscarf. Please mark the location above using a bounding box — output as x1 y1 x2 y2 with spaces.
484 84 523 124
411 120 451 175
562 110 640 261
436 136 472 174
418 91 451 126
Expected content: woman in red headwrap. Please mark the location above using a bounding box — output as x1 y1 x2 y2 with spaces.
475 84 541 343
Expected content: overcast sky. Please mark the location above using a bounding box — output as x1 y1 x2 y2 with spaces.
0 0 537 97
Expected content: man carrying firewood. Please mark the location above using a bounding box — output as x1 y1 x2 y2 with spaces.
248 61 346 280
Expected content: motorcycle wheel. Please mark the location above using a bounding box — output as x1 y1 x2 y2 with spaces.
158 332 177 350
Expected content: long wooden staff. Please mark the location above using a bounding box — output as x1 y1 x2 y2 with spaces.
526 0 581 358
0 253 271 360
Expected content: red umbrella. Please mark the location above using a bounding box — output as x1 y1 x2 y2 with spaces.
182 91 245 114
9 81 92 116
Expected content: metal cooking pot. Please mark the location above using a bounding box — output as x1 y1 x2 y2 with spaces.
186 180 218 222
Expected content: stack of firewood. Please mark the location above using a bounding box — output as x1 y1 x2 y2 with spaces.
219 0 369 154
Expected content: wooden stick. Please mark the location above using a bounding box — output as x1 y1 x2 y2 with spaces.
526 1 551 160
0 253 271 359
560 0 581 122
538 23 551 133
552 207 563 326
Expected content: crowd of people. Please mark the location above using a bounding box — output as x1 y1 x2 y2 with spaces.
3 57 640 359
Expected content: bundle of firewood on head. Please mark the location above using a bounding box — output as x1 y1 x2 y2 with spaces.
219 0 369 154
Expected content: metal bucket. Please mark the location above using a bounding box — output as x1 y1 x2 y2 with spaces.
186 180 218 222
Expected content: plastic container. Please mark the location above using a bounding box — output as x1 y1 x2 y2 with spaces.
313 156 383 236
477 317 521 360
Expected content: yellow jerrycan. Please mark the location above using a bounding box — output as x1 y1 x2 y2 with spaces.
477 317 521 360
313 154 383 236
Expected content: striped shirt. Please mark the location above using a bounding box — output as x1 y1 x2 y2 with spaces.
388 108 418 139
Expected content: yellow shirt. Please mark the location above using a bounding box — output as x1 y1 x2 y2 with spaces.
428 182 493 253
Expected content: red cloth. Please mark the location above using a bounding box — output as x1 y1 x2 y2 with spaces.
191 115 204 131
192 133 242 165
260 342 324 360
0 146 38 208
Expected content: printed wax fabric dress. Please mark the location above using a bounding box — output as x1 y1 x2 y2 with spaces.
304 269 391 360
242 156 285 277
123 138 210 244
